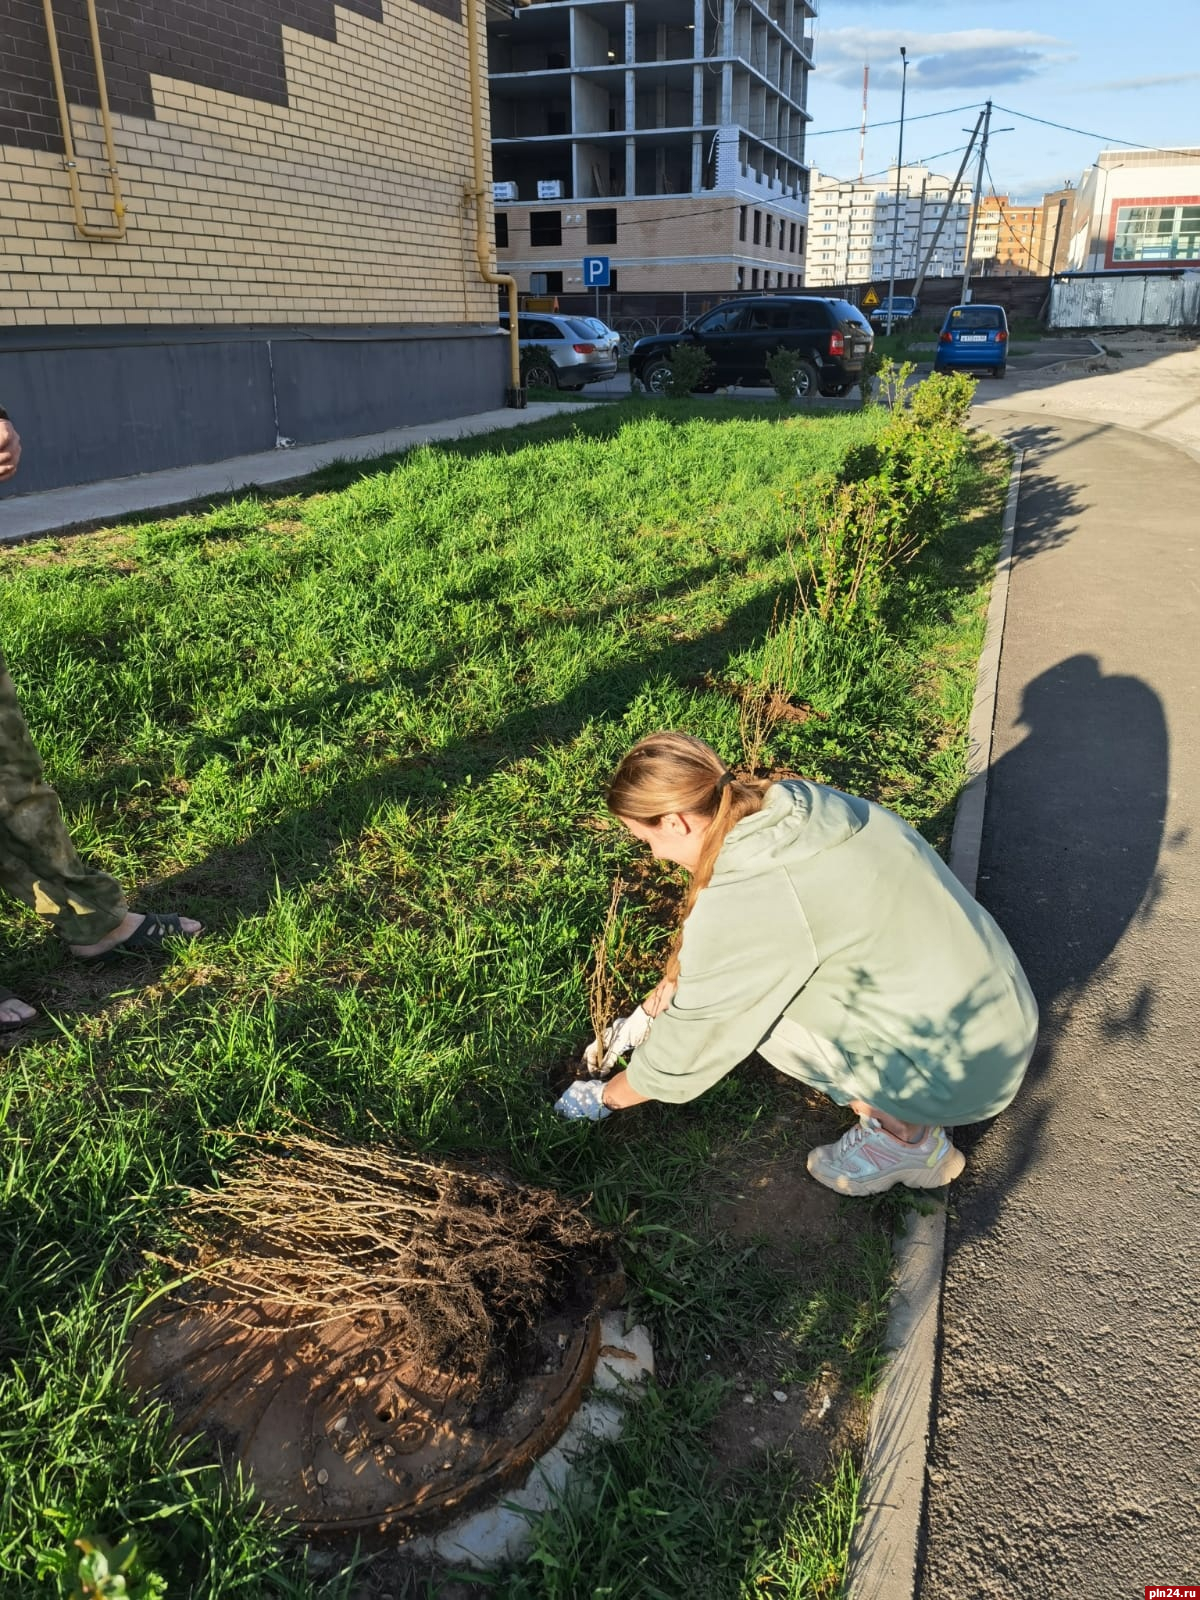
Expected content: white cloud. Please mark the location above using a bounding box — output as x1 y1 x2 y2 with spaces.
817 27 1071 91
1071 71 1200 92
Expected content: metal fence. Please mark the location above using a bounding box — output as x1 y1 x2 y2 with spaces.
1049 271 1200 330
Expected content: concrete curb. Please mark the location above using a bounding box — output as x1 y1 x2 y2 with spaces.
0 401 582 546
846 445 1024 1600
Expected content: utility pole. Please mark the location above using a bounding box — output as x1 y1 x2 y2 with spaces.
960 97 991 305
915 176 927 280
1048 194 1068 274
912 108 983 299
884 45 908 334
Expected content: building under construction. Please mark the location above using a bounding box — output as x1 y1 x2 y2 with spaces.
488 0 816 292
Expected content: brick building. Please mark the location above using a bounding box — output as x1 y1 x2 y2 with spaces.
487 0 815 294
0 0 508 495
968 195 1041 277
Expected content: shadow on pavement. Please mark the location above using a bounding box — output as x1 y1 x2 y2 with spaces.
956 652 1168 1216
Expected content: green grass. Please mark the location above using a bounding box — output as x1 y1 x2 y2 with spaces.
0 398 1008 1599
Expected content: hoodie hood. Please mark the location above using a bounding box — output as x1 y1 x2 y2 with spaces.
711 781 867 882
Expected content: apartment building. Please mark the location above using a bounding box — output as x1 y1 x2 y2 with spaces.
488 0 815 292
0 0 507 494
968 195 1042 276
805 165 970 288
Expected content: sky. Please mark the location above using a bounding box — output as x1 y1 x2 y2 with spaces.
804 0 1200 203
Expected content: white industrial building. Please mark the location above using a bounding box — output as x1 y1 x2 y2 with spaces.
1066 148 1200 272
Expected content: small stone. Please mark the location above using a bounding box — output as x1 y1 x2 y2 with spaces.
742 1394 755 1405
773 1390 788 1403
440 1460 452 1470
316 1469 329 1486
557 1333 567 1349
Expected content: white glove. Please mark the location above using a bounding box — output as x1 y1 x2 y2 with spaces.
582 1005 653 1075
554 1078 612 1121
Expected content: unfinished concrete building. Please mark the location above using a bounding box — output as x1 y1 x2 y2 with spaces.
488 0 815 292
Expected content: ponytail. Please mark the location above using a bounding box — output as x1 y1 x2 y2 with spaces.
606 732 769 984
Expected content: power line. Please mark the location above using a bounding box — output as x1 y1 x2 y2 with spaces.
805 101 984 138
992 104 1158 151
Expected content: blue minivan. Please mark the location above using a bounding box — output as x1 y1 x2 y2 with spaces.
934 303 1009 378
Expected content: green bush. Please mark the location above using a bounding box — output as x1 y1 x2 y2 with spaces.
765 345 807 401
794 369 975 626
665 341 715 397
520 344 558 389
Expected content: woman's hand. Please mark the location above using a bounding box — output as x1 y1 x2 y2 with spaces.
583 1005 653 1074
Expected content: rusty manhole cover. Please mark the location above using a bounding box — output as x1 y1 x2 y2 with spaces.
128 1134 621 1539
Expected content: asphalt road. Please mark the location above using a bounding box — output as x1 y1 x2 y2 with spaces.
919 409 1200 1595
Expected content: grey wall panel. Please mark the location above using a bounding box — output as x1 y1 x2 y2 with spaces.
269 332 508 444
0 339 277 495
0 328 508 499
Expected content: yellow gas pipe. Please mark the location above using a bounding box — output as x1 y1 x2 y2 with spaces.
41 0 127 241
465 0 524 403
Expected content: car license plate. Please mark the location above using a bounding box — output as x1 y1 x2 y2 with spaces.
959 334 988 343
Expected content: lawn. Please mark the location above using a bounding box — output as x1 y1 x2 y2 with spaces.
0 397 1007 1599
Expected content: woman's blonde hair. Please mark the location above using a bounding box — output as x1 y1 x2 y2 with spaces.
606 732 769 982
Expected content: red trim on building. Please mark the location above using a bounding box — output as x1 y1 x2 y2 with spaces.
1104 193 1200 269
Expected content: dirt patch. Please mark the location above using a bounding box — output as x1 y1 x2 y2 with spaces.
705 1086 874 1483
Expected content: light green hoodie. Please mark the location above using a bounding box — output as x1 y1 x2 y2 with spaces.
625 781 1037 1127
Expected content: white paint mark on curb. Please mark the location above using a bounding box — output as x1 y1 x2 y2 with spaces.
847 448 1025 1600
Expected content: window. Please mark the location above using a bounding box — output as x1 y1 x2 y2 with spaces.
587 208 617 245
787 301 827 330
736 265 745 288
528 273 564 296
694 305 749 333
524 317 562 340
738 205 747 242
546 111 567 135
763 270 772 288
1113 202 1200 263
766 216 774 247
751 267 760 287
753 210 762 244
745 302 792 329
495 213 509 249
530 211 563 247
789 222 796 253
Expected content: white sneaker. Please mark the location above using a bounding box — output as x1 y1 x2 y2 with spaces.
806 1116 966 1196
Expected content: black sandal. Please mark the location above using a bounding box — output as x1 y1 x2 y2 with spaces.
81 911 198 961
0 987 37 1030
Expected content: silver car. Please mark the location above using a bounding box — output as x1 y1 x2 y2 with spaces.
501 313 619 389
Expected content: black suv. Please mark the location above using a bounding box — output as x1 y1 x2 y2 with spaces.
630 296 873 398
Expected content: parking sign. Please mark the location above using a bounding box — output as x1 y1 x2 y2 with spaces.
582 255 610 288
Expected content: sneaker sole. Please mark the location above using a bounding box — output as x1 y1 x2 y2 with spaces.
806 1143 967 1197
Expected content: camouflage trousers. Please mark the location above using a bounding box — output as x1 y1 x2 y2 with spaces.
0 645 127 945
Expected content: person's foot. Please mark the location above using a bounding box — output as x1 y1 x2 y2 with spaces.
69 910 202 960
806 1116 966 1196
0 989 37 1027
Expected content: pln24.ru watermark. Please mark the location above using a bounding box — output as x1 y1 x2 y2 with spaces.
1146 1589 1199 1598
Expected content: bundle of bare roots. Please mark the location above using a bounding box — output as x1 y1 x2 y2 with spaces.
154 1132 617 1406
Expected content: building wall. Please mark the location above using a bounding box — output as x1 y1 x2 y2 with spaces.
969 196 1040 276
1067 150 1200 272
1 0 494 326
496 195 806 293
0 0 510 494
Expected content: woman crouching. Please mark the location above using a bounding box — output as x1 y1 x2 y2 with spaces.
555 732 1038 1196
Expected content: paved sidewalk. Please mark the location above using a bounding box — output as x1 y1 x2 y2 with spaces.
0 400 580 544
919 407 1200 1594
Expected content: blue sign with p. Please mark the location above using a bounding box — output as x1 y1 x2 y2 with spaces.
583 255 611 287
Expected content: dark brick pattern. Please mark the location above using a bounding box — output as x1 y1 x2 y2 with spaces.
1 0 461 154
